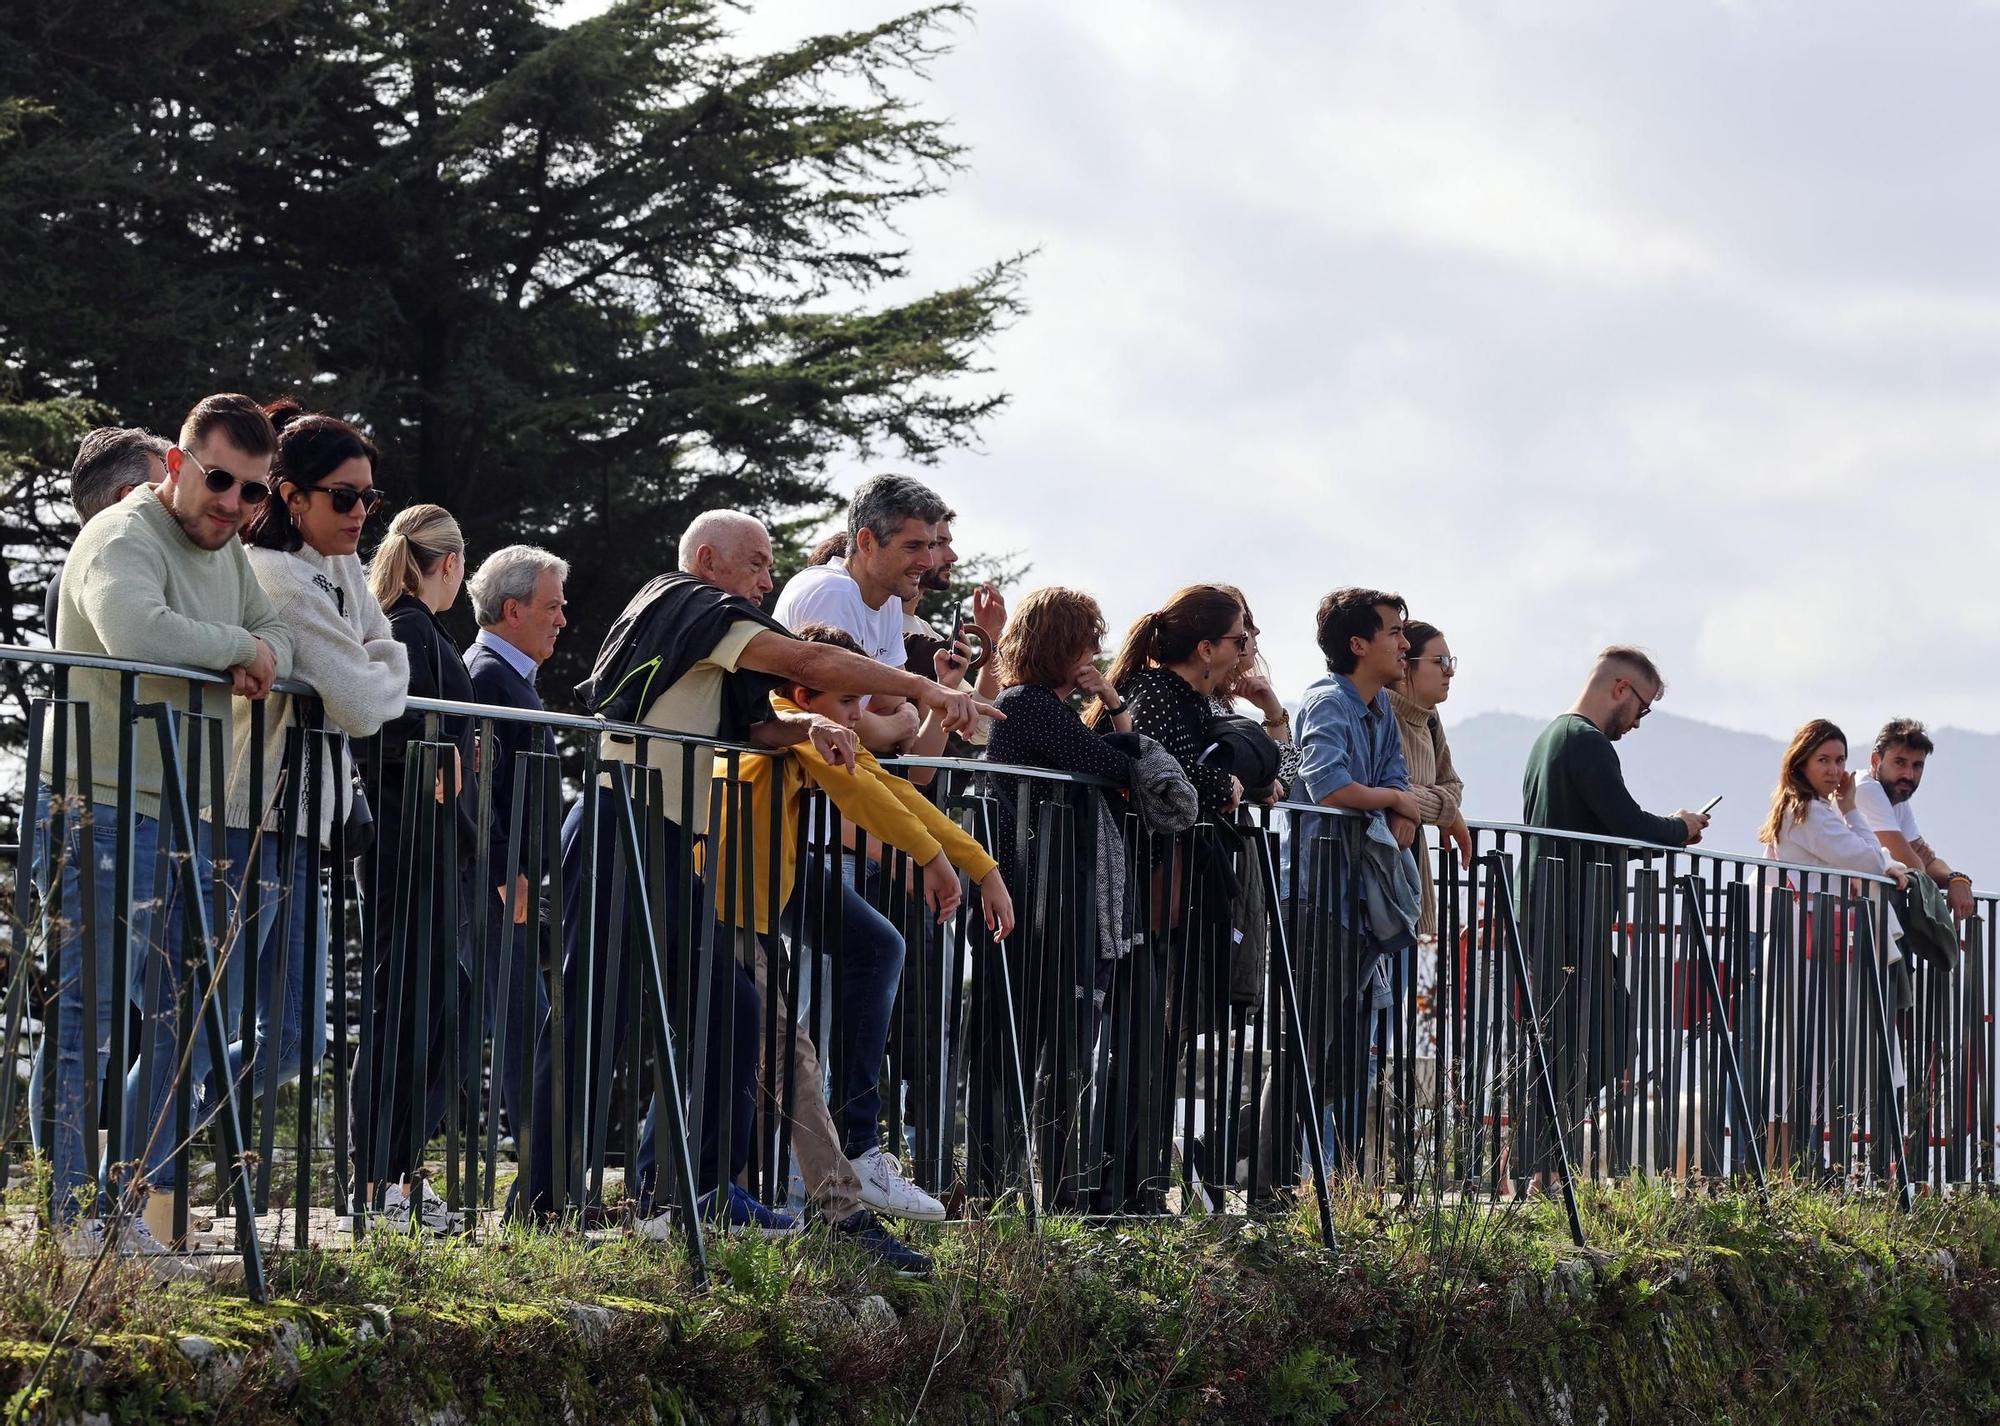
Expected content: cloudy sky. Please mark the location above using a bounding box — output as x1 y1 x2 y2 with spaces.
567 0 2000 738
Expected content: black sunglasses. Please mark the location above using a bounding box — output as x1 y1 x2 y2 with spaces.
305 484 388 516
179 448 269 505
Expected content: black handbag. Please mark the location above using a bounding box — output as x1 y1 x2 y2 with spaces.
341 777 375 863
1198 713 1282 792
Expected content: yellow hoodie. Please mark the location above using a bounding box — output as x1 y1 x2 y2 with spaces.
704 695 998 932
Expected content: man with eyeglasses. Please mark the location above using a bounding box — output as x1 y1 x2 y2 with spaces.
1521 645 1707 848
36 392 294 1271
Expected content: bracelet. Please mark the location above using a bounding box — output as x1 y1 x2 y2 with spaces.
1947 872 1973 887
1103 700 1127 716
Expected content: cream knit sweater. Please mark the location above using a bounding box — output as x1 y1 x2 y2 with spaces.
224 545 408 845
53 487 295 821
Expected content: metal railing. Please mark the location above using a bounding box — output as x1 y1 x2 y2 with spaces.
1 645 1990 1302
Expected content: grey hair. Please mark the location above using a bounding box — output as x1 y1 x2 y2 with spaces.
678 509 768 573
846 473 948 547
469 544 569 627
70 426 170 524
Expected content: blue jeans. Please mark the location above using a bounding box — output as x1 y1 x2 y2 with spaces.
29 796 173 1218
124 827 328 1191
482 880 548 1142
816 856 908 1161
524 797 758 1215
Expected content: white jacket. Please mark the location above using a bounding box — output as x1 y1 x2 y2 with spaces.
224 546 408 846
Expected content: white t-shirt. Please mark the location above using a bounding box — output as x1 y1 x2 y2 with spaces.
771 560 906 680
1853 774 1921 844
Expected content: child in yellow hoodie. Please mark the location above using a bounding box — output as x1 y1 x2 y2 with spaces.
710 627 1014 939
706 623 1013 1249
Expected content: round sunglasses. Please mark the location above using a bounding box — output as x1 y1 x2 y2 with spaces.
178 447 270 505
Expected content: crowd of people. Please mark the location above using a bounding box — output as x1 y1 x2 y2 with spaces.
29 391 1981 1277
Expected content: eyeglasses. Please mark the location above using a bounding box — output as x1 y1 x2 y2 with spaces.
306 485 388 516
1412 654 1458 676
179 448 269 505
1220 633 1251 651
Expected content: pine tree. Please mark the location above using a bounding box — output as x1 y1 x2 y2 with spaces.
0 0 1022 702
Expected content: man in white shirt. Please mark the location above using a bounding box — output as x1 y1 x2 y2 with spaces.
769 473 971 1226
1855 718 1975 919
774 473 956 757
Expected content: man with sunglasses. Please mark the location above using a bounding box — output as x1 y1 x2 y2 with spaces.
39 392 294 1269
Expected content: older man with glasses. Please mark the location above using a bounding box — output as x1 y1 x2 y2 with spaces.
34 393 295 1271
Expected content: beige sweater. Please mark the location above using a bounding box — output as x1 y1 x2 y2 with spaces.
1391 688 1464 936
53 487 294 820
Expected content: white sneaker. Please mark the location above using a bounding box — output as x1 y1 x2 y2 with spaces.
58 1218 113 1259
59 1217 202 1282
381 1180 457 1236
847 1147 945 1222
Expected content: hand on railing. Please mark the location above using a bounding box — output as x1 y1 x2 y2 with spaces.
920 852 963 923
1388 811 1418 850
1220 774 1244 814
1445 812 1473 861
230 637 279 700
976 867 1015 941
1676 809 1710 846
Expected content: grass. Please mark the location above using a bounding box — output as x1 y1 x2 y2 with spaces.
4 1175 2000 1423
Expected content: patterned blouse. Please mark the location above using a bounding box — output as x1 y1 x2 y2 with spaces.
1116 667 1235 817
984 682 1134 896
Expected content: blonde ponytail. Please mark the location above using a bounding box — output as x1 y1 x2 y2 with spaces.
367 503 465 611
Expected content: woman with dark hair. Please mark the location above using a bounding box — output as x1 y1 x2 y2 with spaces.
1088 584 1246 817
1390 621 1470 928
1388 619 1468 1132
1210 586 1298 803
1760 719 1907 885
131 397 408 1215
234 399 408 1071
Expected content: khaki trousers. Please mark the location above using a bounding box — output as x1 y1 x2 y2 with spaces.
734 929 863 1222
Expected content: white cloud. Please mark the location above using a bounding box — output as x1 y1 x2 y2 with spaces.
558 0 2000 737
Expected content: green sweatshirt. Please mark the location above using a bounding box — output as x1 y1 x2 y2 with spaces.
52 487 295 820
1520 713 1689 848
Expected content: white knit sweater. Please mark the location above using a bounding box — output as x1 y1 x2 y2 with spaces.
224 546 409 845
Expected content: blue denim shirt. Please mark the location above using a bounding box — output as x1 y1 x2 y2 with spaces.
1295 671 1409 804
1277 671 1409 902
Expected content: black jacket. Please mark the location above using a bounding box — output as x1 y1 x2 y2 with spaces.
359 592 479 865
575 571 789 742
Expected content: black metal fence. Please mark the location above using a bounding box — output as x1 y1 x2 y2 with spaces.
2 646 1992 1302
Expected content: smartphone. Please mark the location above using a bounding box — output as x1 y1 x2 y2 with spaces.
1700 794 1724 815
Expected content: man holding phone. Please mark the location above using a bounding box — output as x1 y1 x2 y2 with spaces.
1522 645 1709 847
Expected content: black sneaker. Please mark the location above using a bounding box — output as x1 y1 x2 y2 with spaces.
833 1209 932 1278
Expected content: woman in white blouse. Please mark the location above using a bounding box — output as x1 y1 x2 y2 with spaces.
1760 718 1907 887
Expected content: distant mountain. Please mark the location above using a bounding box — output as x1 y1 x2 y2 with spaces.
1442 710 1997 879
